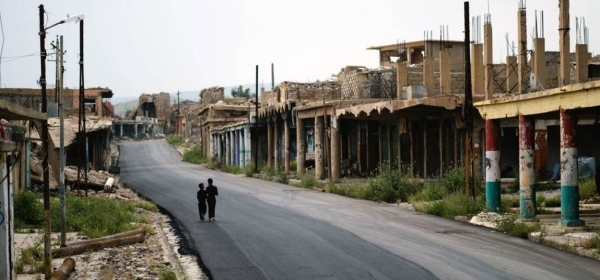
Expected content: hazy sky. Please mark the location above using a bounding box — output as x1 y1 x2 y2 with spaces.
0 0 597 98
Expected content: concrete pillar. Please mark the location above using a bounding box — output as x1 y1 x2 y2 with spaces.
519 115 536 220
397 61 408 99
134 123 138 139
230 131 235 166
274 116 279 171
234 130 239 166
559 109 585 227
472 43 484 95
517 8 528 94
484 21 494 99
244 126 251 166
423 56 435 96
267 118 273 169
331 116 340 182
576 44 589 83
296 118 305 175
283 114 290 174
315 116 324 180
239 130 245 166
506 56 518 93
120 124 123 137
439 50 451 95
534 120 548 180
533 38 547 90
0 154 16 279
486 119 501 212
559 0 571 87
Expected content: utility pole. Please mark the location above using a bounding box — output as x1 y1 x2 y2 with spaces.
463 1 475 200
254 65 259 174
59 35 66 247
38 5 51 279
77 19 88 196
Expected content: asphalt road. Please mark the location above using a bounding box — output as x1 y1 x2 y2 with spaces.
120 140 600 280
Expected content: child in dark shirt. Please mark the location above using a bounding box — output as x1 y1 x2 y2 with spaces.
206 178 219 221
197 183 207 221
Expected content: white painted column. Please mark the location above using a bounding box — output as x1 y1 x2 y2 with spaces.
0 154 15 279
244 126 251 167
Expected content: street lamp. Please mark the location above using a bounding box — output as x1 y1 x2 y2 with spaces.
38 5 84 279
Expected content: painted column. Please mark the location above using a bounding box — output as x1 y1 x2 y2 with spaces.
0 154 16 279
225 131 230 166
485 119 501 212
134 123 138 139
274 116 279 171
244 126 251 167
330 116 341 182
519 114 536 220
267 117 273 169
230 131 235 166
315 116 324 180
240 129 245 167
559 110 585 227
283 114 290 174
217 133 222 165
296 117 305 175
120 124 123 137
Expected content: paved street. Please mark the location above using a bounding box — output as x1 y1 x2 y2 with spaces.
120 140 600 280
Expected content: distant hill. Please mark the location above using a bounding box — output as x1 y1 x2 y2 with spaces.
112 84 274 117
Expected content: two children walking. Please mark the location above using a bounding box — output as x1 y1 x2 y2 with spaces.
197 178 218 222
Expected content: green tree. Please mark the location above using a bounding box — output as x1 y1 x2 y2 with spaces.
231 85 251 98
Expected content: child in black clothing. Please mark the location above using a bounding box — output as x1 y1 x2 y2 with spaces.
206 178 219 221
197 183 207 221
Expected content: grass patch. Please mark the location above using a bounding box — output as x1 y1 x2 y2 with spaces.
49 195 143 238
495 214 541 239
182 146 207 164
580 178 598 201
415 192 485 219
133 200 159 212
222 165 243 175
243 164 256 177
165 134 185 146
159 268 177 280
537 195 561 207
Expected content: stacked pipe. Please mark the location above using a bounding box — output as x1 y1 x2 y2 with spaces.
52 227 146 258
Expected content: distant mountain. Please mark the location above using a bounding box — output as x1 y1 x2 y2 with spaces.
111 84 274 117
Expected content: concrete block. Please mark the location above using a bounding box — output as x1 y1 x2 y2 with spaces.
400 85 428 100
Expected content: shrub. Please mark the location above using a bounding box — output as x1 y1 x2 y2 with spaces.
500 197 520 213
243 164 256 177
495 214 541 239
182 146 207 164
277 172 289 184
443 166 465 194
298 172 321 189
417 193 485 219
290 160 297 172
14 191 43 227
579 178 598 201
222 165 242 174
367 164 420 203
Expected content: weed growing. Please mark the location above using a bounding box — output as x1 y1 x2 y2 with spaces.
495 214 541 239
15 237 44 274
580 178 598 201
165 134 185 146
182 146 207 164
49 195 143 238
415 192 485 219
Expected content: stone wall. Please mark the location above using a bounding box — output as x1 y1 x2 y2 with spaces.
138 92 171 122
341 69 369 99
200 87 225 107
266 82 341 106
407 71 466 95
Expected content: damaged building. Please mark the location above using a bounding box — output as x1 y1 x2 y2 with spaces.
113 92 171 138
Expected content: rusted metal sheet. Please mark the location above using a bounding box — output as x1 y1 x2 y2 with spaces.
49 258 76 280
475 80 600 119
52 234 145 258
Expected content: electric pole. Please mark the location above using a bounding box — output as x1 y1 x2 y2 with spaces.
59 35 66 247
254 65 259 173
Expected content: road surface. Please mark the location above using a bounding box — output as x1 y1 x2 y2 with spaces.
120 140 600 280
